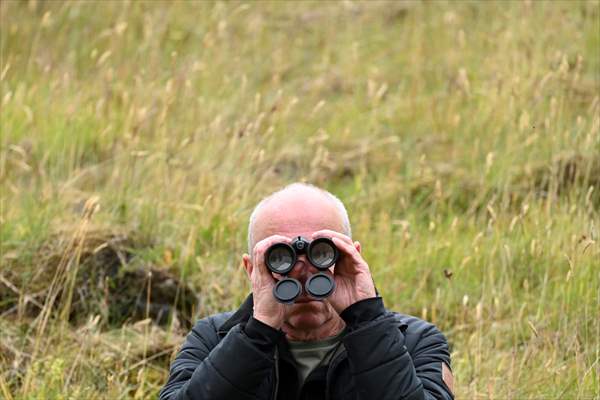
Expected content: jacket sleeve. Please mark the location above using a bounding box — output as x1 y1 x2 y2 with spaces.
159 316 282 400
340 297 454 400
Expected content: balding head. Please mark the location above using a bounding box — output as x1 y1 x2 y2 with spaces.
247 183 351 254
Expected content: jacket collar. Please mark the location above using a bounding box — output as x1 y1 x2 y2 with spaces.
216 292 408 336
217 293 254 336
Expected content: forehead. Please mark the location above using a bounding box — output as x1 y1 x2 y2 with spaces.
253 193 344 243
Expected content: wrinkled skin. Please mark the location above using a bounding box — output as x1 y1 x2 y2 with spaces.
242 188 376 341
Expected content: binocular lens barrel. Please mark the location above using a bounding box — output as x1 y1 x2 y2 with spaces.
265 237 338 274
273 278 302 303
305 273 335 299
266 244 295 274
265 236 339 303
309 241 337 267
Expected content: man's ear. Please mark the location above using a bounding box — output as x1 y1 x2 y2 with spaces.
242 254 253 279
354 241 361 253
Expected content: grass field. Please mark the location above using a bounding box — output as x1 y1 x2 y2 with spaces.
1 1 599 398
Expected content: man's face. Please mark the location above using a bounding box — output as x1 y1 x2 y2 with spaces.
245 191 346 331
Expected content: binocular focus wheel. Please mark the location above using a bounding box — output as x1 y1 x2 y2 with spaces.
273 278 302 304
305 273 336 299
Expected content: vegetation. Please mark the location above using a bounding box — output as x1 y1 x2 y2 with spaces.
1 1 599 398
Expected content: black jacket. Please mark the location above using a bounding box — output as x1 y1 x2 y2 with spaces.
160 295 453 400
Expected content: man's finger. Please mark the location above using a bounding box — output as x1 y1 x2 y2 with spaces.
252 235 291 262
252 234 292 276
311 229 353 245
331 236 360 258
331 236 364 266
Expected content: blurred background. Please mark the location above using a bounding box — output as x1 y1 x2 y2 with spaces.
1 1 598 398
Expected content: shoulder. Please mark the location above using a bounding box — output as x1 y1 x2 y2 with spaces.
165 310 237 378
384 310 450 355
192 311 235 333
183 311 236 349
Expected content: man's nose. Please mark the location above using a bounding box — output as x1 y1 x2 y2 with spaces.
287 255 318 280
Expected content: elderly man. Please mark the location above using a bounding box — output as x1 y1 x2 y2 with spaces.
160 183 454 400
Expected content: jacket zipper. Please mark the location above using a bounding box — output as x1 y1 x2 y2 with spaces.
325 347 346 400
271 341 346 400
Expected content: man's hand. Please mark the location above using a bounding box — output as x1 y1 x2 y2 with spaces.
248 235 291 330
311 230 377 314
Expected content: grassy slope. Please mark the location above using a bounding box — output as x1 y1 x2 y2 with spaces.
1 1 599 398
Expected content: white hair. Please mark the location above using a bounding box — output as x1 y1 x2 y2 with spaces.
247 183 352 254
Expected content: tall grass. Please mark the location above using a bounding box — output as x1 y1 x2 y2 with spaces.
1 1 599 398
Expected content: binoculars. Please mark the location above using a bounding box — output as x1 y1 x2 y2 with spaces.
265 236 338 303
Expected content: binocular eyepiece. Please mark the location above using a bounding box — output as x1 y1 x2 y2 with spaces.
265 236 338 303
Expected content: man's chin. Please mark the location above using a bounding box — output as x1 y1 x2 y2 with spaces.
285 301 329 329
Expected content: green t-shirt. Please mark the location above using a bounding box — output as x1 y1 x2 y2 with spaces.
287 330 346 387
